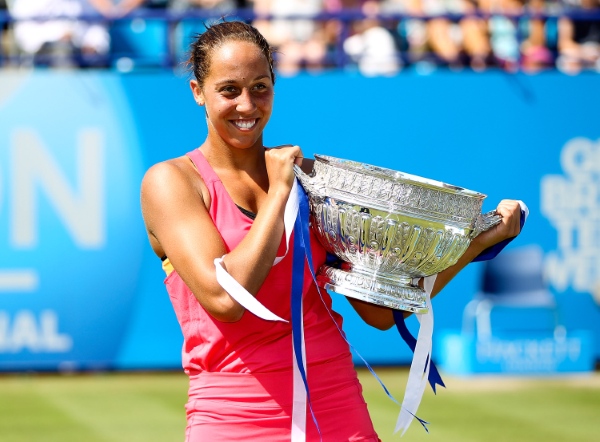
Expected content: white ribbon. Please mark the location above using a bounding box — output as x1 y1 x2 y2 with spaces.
395 274 437 436
518 200 529 220
394 201 529 434
214 257 288 322
213 180 300 322
291 310 308 441
274 179 299 265
213 179 307 441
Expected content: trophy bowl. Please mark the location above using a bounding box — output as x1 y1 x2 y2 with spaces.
294 154 501 314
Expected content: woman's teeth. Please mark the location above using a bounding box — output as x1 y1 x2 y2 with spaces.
234 119 256 129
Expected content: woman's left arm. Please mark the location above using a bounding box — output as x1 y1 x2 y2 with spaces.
348 199 523 330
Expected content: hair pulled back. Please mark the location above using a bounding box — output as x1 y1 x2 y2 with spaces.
187 21 276 89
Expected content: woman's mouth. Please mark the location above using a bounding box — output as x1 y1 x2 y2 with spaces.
232 119 258 130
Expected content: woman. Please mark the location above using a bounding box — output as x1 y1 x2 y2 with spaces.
140 20 522 441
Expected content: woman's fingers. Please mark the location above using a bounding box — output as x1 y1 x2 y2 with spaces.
496 199 522 239
474 199 522 250
267 144 303 164
265 145 303 191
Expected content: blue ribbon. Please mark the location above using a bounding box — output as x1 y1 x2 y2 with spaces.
392 310 445 394
294 182 430 433
393 207 527 393
291 187 321 439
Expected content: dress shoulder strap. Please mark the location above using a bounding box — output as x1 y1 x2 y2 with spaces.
186 148 220 184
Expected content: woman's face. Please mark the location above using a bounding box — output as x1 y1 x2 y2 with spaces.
192 40 274 151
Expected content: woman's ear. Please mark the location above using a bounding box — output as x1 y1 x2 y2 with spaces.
190 80 205 106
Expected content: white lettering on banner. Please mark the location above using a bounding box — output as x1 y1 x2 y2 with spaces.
541 137 600 293
476 337 582 372
10 128 105 248
0 310 73 353
0 269 39 292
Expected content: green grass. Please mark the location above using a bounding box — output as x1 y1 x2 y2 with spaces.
0 372 188 442
1 369 599 441
363 368 600 442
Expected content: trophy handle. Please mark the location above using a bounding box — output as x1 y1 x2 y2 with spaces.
293 164 319 195
472 210 502 238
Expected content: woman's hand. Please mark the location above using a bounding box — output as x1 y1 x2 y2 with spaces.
348 199 525 327
471 199 523 254
414 199 524 304
265 145 303 195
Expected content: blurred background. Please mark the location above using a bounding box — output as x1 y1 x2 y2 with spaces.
0 0 599 441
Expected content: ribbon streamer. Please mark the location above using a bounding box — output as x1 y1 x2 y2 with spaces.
215 179 523 438
391 199 529 434
291 212 308 440
214 257 288 322
212 181 301 322
394 275 436 435
214 178 314 442
393 309 445 394
274 179 299 265
295 183 432 434
291 192 321 441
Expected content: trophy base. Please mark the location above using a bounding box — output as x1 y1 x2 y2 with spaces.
316 265 429 314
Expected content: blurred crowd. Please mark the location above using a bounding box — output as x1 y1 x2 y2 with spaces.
0 0 599 74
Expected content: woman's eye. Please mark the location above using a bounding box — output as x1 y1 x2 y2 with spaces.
253 83 267 91
221 86 238 94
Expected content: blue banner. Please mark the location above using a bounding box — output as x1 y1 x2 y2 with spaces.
1 70 598 371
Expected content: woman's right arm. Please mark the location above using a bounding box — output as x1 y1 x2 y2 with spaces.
140 147 301 322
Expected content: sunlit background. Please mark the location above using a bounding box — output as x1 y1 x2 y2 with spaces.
1 1 599 441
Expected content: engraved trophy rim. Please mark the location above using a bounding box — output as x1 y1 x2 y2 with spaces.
313 154 487 200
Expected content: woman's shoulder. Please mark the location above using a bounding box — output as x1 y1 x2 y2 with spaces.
143 155 202 181
141 154 212 226
143 156 193 188
141 154 209 203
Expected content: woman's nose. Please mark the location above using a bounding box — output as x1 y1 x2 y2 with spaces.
236 89 256 113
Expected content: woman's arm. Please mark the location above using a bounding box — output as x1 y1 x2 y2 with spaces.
141 146 303 323
348 199 523 330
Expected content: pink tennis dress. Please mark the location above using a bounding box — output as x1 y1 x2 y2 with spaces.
163 149 380 441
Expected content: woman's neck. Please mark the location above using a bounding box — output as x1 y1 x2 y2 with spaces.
200 139 266 175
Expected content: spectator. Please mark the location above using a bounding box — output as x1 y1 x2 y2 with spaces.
252 0 328 75
520 0 555 71
485 0 524 70
343 0 401 75
460 0 494 70
168 0 242 63
8 0 142 67
384 0 492 70
485 0 554 71
557 0 600 73
1 1 8 62
424 0 493 70
378 0 430 66
169 0 238 13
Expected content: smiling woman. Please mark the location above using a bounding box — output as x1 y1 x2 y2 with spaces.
138 19 523 442
189 47 273 152
189 30 274 153
140 20 382 442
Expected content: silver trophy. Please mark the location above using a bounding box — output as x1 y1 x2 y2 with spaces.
294 155 501 314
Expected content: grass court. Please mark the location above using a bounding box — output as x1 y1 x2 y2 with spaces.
1 367 599 441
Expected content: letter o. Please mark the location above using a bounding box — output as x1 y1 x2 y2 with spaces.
561 138 594 177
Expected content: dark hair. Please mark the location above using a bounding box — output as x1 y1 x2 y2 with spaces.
187 21 276 89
